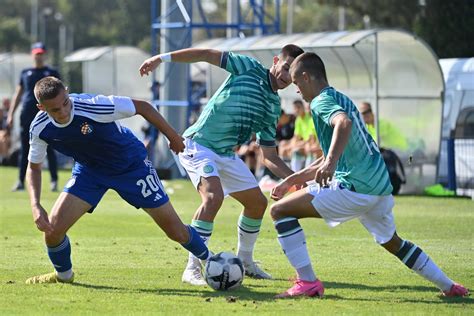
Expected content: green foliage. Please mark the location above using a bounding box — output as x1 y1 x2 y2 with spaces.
414 0 474 58
0 166 472 314
0 17 30 51
0 0 473 63
311 0 474 57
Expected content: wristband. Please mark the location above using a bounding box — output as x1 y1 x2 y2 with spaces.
159 53 172 62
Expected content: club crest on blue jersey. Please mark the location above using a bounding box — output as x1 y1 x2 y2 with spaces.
80 122 93 135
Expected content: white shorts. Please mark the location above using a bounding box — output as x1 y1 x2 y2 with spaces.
178 138 258 195
308 182 396 244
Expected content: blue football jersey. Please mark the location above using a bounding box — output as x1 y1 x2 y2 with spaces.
28 93 147 175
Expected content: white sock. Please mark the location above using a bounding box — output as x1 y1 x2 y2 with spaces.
237 215 262 264
278 229 316 281
397 240 453 291
56 269 73 281
296 264 317 282
411 251 453 292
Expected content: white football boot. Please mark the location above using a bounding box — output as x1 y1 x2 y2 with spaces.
243 261 272 279
182 257 207 286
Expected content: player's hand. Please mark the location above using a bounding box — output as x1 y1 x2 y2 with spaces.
271 180 292 201
314 160 336 186
168 135 185 154
139 56 162 77
31 205 53 233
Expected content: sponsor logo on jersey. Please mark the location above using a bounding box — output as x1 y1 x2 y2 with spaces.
80 122 93 135
203 165 214 174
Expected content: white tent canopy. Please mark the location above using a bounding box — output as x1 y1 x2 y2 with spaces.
0 53 31 100
438 58 474 197
0 53 33 155
193 29 444 193
439 58 474 138
64 46 152 138
64 46 150 99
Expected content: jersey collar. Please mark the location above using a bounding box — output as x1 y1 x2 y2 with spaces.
319 86 333 95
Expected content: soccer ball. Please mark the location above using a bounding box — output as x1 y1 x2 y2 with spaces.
204 252 244 291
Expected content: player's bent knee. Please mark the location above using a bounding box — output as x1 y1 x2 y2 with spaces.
202 192 224 211
255 194 268 212
44 229 66 246
269 202 284 220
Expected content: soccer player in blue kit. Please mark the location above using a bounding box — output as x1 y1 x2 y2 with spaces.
269 52 468 298
25 77 210 284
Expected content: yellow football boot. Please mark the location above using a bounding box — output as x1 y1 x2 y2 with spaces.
25 272 74 284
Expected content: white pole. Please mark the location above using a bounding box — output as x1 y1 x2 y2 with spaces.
373 33 380 145
287 0 294 34
30 0 38 41
338 6 346 31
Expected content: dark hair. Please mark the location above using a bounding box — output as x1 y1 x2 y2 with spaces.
280 44 304 59
292 52 328 82
293 99 304 107
34 76 66 103
360 101 372 110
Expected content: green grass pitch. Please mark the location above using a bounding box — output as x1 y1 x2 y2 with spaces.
0 166 472 314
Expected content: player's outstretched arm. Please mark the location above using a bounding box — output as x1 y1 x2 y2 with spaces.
26 162 53 233
139 48 222 77
133 99 184 154
270 155 325 200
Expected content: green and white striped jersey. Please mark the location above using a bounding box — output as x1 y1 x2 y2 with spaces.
183 52 281 156
310 87 393 196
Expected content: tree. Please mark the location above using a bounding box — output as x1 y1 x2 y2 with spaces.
0 18 30 51
414 0 474 58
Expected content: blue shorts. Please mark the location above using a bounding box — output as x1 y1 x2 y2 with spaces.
64 160 169 212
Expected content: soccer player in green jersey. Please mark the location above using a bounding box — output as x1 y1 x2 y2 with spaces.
269 52 468 298
139 45 304 285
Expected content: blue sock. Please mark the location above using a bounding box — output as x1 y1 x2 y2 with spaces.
181 225 210 260
47 235 72 273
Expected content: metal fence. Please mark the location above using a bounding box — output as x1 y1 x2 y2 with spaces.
445 136 474 197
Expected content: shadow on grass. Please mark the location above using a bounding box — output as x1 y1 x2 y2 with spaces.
71 282 278 301
71 280 472 304
322 281 472 305
324 293 472 305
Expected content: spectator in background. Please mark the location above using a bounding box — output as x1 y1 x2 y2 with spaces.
291 100 322 171
236 134 260 176
358 101 408 151
0 98 10 129
359 101 406 195
276 110 295 161
6 42 60 192
0 99 11 161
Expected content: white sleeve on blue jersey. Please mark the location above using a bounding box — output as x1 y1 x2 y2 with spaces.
71 94 136 123
28 132 48 164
